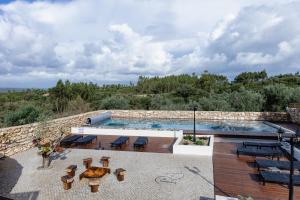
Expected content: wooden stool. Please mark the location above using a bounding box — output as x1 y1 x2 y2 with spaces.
100 156 110 167
65 165 77 177
61 175 74 190
89 178 100 193
83 158 92 169
115 168 126 181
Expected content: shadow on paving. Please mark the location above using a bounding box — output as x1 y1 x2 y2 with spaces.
0 156 23 198
8 191 39 200
184 166 231 198
199 197 214 200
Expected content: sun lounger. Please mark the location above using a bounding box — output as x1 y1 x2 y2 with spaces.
133 137 148 149
243 141 281 149
60 135 83 146
236 147 283 160
74 135 97 145
256 159 300 172
260 171 300 185
111 136 129 148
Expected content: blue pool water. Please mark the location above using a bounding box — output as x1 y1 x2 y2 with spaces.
94 118 278 133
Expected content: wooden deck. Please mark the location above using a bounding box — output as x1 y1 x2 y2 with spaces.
64 135 175 154
213 142 300 200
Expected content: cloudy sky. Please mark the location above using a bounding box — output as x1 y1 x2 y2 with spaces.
0 0 299 88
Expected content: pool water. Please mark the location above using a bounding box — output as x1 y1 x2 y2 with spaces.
95 118 278 133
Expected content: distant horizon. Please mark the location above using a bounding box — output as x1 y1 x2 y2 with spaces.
0 0 299 88
0 70 299 89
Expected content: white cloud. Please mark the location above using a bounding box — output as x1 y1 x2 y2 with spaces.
0 0 299 87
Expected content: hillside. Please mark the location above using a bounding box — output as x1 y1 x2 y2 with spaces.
0 70 299 128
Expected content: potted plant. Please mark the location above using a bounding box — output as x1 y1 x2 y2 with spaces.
39 143 53 168
33 118 66 169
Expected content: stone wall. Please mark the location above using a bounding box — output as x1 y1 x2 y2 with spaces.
287 107 300 125
0 110 289 157
110 110 289 121
0 110 104 156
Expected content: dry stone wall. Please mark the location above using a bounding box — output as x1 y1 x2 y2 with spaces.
287 107 300 125
0 110 103 156
0 110 289 157
110 110 289 121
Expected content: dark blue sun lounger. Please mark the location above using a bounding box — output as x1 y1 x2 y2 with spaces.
60 135 83 146
237 147 283 160
256 159 300 172
260 171 300 186
111 136 129 148
243 141 282 149
134 137 148 149
74 135 97 145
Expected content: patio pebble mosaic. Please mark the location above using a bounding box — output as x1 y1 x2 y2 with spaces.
0 148 214 200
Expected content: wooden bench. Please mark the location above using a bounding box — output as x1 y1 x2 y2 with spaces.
115 168 126 181
100 156 110 167
89 178 100 193
65 165 77 177
83 158 92 169
61 175 74 190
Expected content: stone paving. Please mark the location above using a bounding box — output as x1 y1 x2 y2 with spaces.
0 148 214 200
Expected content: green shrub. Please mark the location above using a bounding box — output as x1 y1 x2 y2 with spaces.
195 139 205 145
263 84 293 111
198 93 232 111
183 135 193 140
4 105 40 126
100 96 129 109
230 89 264 111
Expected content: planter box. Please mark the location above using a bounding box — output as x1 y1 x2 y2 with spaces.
173 135 214 156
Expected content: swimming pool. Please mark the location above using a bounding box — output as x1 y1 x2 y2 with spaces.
94 118 278 133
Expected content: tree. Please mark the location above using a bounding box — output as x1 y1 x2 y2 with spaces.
198 93 232 111
230 89 264 111
175 84 195 102
49 80 69 113
196 72 229 93
263 84 292 111
234 70 268 84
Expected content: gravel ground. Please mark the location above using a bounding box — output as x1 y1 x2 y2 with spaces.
0 148 214 200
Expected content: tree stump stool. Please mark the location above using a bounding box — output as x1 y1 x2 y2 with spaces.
61 175 74 190
89 178 100 193
83 158 92 169
65 165 77 177
100 156 110 167
115 168 126 181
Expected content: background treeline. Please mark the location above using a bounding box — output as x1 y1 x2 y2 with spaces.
0 70 300 127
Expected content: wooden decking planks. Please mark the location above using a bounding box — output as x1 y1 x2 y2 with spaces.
213 142 300 200
66 135 175 154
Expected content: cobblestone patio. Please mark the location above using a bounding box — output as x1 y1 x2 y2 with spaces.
0 148 214 200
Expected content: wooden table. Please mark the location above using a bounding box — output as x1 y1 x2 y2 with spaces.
83 158 92 169
100 156 110 167
115 168 126 181
79 166 111 180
